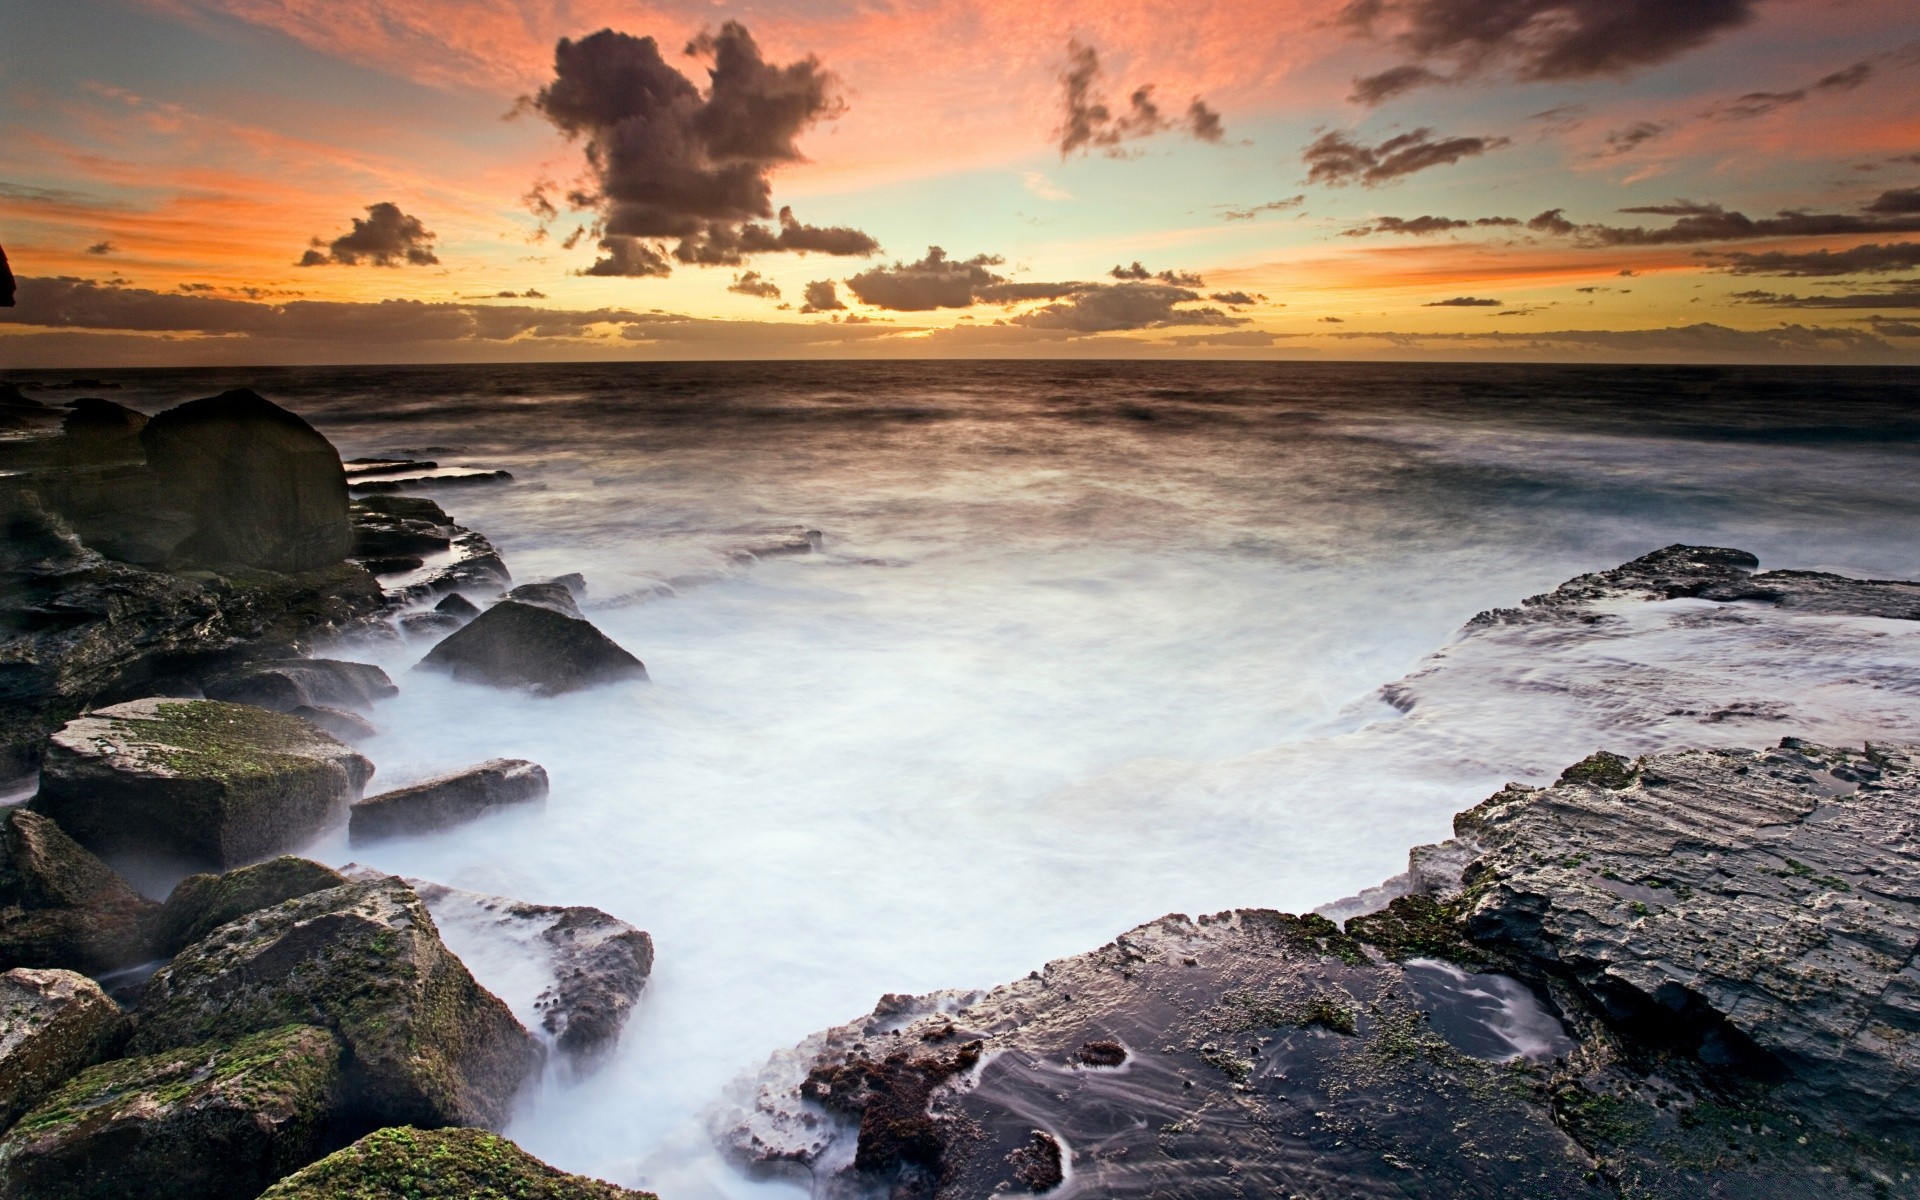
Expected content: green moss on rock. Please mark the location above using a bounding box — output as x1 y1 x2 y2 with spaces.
0 969 129 1132
152 856 347 958
1345 894 1490 967
260 1126 657 1199
0 810 154 974
1557 750 1639 791
33 699 372 871
131 877 541 1131
0 1023 340 1200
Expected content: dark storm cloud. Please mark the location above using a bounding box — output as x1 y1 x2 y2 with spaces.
1009 282 1244 332
1425 296 1502 306
528 24 878 276
1710 243 1920 276
1732 286 1920 309
298 202 439 267
1343 214 1521 236
799 280 843 313
727 271 781 299
1302 128 1510 186
844 247 1085 311
1867 188 1920 215
1217 196 1306 221
1109 262 1205 286
1056 42 1225 157
1343 0 1761 103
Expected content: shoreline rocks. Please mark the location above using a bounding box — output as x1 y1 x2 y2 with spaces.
258 1126 657 1199
33 698 373 873
0 811 155 975
150 856 348 960
349 759 549 843
0 969 129 1130
417 600 646 695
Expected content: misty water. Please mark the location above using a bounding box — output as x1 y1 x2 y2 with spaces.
43 361 1920 1196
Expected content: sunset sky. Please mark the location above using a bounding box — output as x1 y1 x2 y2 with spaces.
3 0 1919 364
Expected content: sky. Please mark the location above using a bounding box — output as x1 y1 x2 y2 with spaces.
2 0 1919 365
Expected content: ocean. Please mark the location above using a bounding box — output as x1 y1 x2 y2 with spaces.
10 359 1920 1195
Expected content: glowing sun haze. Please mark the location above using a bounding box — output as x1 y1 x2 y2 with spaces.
3 0 1918 363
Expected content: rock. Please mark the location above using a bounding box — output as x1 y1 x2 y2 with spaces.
141 389 352 572
0 810 154 974
349 760 549 844
0 243 12 307
417 601 645 696
398 611 462 641
434 593 479 621
202 658 397 713
131 876 542 1130
258 1126 657 1199
502 581 580 618
345 459 436 478
34 698 373 872
1461 739 1920 1132
381 528 510 608
150 856 348 959
355 555 424 576
291 705 378 744
0 969 130 1131
350 508 450 559
349 470 511 496
350 495 449 524
410 882 651 1068
725 909 1597 1198
0 1024 342 1199
57 399 147 468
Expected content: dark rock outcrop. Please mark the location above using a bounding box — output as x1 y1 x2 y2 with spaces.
141 389 353 573
258 1126 657 1199
34 698 373 872
0 243 13 307
412 882 651 1068
202 658 397 714
150 856 348 959
349 470 511 496
131 877 542 1130
417 601 645 696
502 581 581 618
0 810 154 974
57 399 147 468
0 1024 341 1199
434 593 479 621
349 759 548 844
0 969 130 1131
290 704 378 744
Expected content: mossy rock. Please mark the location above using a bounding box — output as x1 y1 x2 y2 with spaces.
1345 894 1490 967
0 1023 340 1200
0 969 129 1132
131 877 541 1130
259 1127 657 1200
417 601 646 696
0 810 155 974
33 698 373 872
151 857 348 958
1556 750 1639 791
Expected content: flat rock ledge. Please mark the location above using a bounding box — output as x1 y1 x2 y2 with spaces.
349 758 549 844
723 739 1920 1200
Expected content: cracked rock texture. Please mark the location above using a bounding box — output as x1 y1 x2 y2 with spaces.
0 969 129 1131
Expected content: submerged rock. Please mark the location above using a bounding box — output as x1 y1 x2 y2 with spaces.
417 601 645 696
0 810 154 974
258 1126 657 1199
349 760 549 844
412 881 651 1068
141 389 353 573
150 856 348 959
0 969 130 1131
131 876 542 1130
34 698 373 872
203 658 397 713
290 704 378 745
0 1024 341 1199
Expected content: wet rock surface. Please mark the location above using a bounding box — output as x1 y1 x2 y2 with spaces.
150 856 348 959
348 759 548 843
0 969 130 1131
729 740 1920 1199
34 698 373 872
417 600 645 696
131 876 542 1131
203 658 396 714
0 1023 342 1200
258 1126 658 1199
410 882 651 1068
0 810 155 975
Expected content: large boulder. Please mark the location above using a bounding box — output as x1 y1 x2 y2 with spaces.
349 760 548 844
131 876 542 1130
0 969 129 1131
57 399 147 468
34 698 373 872
150 856 347 959
140 389 352 572
0 810 153 974
202 658 397 714
417 601 645 696
259 1126 657 1199
0 1024 341 1199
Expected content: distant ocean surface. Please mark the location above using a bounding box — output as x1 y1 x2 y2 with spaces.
9 360 1919 1196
